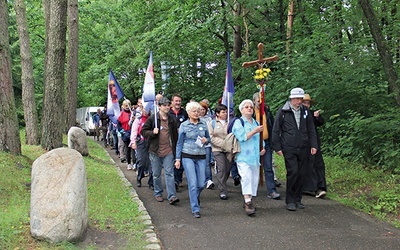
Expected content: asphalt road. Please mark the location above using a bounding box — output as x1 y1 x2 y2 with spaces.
102 143 400 250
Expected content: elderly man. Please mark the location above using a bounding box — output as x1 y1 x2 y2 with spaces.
271 87 318 211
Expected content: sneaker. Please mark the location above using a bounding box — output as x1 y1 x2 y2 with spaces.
127 164 133 170
295 202 305 209
169 197 180 205
316 190 327 198
267 191 281 200
274 179 282 187
136 179 141 187
193 212 201 218
219 194 227 200
155 196 163 202
206 180 214 189
244 202 255 216
233 176 241 186
132 164 137 171
286 203 297 211
120 158 126 163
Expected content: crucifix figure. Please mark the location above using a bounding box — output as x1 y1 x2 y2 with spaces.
242 43 279 187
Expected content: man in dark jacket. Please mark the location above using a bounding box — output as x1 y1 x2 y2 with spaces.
271 87 318 211
168 94 189 189
141 97 180 204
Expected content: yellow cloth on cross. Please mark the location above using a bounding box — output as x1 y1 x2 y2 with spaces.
254 107 268 140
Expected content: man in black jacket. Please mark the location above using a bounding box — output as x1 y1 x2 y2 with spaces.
271 87 318 211
141 97 180 204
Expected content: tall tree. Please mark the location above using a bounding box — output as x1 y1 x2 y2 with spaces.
66 0 79 132
14 0 40 145
41 0 68 150
0 0 21 154
359 0 399 106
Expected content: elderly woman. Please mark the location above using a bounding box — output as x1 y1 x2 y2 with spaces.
207 104 232 200
232 99 265 216
175 102 211 218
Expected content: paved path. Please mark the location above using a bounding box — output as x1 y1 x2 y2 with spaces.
103 144 400 250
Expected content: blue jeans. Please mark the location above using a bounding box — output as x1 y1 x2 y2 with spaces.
150 152 176 200
182 158 206 213
263 141 277 194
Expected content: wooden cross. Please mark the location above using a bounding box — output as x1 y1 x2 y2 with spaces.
242 43 279 68
242 43 279 187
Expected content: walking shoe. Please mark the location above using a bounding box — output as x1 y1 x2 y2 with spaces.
286 203 297 211
155 196 163 202
244 202 256 216
206 180 215 189
127 164 133 170
169 197 180 205
274 179 282 187
193 212 201 218
316 189 327 198
219 194 227 200
132 163 137 171
233 176 241 186
120 158 126 163
295 202 305 209
267 191 281 199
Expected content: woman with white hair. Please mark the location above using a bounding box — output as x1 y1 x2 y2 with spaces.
175 102 211 218
232 99 265 216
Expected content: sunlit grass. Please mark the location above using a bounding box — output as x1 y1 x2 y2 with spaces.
0 134 148 249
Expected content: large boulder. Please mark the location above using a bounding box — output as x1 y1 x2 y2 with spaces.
68 126 89 156
30 148 88 243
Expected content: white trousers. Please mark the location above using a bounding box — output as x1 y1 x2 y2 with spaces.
237 162 259 197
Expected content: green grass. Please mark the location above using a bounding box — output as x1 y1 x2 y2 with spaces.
0 135 148 249
274 155 400 228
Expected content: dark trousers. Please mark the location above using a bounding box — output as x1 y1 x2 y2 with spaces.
263 141 277 194
283 148 309 204
136 140 153 186
303 151 327 192
174 167 184 185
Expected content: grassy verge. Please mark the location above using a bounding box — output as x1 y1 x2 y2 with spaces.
0 135 148 249
274 155 400 228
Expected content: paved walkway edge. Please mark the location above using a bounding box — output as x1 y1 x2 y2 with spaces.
111 156 162 250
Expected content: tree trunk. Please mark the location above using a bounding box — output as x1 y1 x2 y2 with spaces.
14 0 40 145
0 0 22 154
66 0 79 133
359 0 400 106
233 1 242 59
41 0 68 150
286 0 294 58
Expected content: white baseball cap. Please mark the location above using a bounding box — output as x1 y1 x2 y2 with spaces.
289 87 305 99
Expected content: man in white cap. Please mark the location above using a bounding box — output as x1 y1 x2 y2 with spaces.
271 87 318 211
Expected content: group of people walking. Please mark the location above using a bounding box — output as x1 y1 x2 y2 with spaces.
98 87 327 218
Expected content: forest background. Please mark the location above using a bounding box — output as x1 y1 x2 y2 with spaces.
2 1 400 172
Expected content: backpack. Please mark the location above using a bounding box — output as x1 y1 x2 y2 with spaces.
223 118 245 160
